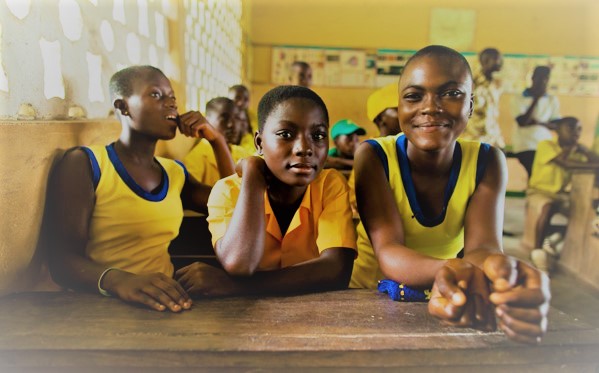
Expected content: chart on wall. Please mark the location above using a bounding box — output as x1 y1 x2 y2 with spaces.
271 46 599 97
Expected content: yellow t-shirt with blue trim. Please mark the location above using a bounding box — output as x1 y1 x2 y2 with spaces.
183 139 253 186
82 144 187 277
350 134 490 289
207 169 357 271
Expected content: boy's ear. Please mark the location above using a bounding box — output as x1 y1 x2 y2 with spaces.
254 131 263 155
114 98 129 116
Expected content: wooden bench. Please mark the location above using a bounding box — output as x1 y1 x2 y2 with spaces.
1 289 598 371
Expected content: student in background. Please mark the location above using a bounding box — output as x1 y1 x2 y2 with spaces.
175 85 357 297
228 84 259 154
289 61 313 88
350 45 550 344
512 66 561 177
183 97 253 186
366 83 401 136
325 119 366 171
524 117 599 272
461 48 505 149
47 66 235 312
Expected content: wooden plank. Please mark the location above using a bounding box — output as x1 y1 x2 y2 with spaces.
0 290 598 370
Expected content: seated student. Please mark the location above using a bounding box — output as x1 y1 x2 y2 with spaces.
175 85 357 297
349 45 550 344
228 84 259 154
524 117 599 272
183 97 253 186
47 65 235 312
366 83 402 136
324 119 366 170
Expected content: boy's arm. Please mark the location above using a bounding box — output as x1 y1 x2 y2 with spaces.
324 156 354 170
176 247 355 297
47 149 190 312
212 156 268 276
551 144 599 170
354 142 447 287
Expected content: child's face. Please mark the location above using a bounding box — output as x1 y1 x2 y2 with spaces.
334 133 360 159
256 98 328 187
122 71 179 140
557 121 582 147
234 108 250 138
290 66 313 87
229 88 249 110
398 55 473 152
375 108 400 136
207 103 240 145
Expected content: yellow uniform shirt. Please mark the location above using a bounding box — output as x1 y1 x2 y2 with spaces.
350 134 490 289
82 144 187 277
183 139 252 186
207 169 357 271
529 139 587 195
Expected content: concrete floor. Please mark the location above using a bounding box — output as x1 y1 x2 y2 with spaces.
503 197 599 328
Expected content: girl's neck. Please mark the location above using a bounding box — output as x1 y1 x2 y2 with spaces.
406 142 455 175
114 136 157 166
267 179 307 208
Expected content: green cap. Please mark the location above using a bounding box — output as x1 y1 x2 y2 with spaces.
331 119 366 140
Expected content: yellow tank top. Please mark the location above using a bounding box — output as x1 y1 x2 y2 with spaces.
82 144 187 277
350 134 490 289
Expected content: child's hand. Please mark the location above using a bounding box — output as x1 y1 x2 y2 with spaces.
483 254 551 344
178 111 219 142
428 258 495 331
175 262 241 298
103 270 192 312
235 156 269 185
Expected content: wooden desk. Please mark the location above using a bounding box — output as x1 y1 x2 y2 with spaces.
561 171 599 291
1 290 598 371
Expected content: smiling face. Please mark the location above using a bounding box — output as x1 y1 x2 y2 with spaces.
122 70 179 140
256 97 328 187
398 54 473 153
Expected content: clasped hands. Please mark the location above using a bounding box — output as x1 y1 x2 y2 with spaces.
428 254 551 344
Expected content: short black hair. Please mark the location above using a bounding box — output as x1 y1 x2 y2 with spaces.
109 65 165 100
479 48 500 61
257 85 328 132
402 45 473 80
291 61 311 70
206 97 234 116
555 116 579 128
228 84 249 94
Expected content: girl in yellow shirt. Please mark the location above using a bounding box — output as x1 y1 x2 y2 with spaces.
47 66 235 312
352 45 550 344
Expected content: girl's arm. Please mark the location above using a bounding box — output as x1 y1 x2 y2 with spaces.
212 156 268 276
47 149 190 312
176 247 355 297
354 142 447 287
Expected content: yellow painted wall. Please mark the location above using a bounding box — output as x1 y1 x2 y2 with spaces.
248 0 599 145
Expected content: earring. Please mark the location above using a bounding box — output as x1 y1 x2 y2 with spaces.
122 111 129 116
258 148 263 155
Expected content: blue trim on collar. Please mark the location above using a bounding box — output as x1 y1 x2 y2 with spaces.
365 139 389 180
174 160 189 182
396 135 462 227
475 143 491 186
106 143 169 202
80 146 101 190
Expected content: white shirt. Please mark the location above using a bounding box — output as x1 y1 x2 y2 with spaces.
511 90 560 153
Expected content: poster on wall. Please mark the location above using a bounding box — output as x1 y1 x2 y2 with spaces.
271 46 599 97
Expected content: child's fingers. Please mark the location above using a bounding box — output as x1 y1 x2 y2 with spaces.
124 291 167 312
434 266 467 306
483 254 518 291
497 317 546 344
496 304 545 324
499 321 543 344
489 287 547 307
158 276 192 309
141 285 183 313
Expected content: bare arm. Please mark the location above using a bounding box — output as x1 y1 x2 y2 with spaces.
462 146 507 267
354 142 446 287
325 156 354 170
213 156 267 276
176 247 355 297
47 149 191 312
178 110 235 178
551 144 599 170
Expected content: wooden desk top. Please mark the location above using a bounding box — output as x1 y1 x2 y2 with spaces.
1 290 598 371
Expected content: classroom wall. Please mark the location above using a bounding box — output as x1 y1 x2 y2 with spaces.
248 0 599 146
